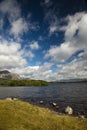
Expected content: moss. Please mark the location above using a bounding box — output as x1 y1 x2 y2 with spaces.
0 100 87 130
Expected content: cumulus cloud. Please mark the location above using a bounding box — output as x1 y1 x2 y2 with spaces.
8 12 87 81
9 57 87 81
10 18 28 37
10 62 54 81
43 12 87 80
23 50 35 59
10 17 39 38
0 0 39 38
11 66 39 77
44 9 59 35
45 42 75 62
41 0 52 7
29 41 40 50
49 17 59 35
0 0 40 73
0 0 21 21
22 41 40 59
56 59 87 80
0 18 3 30
45 12 87 62
0 38 26 70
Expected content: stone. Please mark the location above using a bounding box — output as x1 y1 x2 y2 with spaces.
13 98 18 100
56 105 59 109
5 97 12 100
79 115 85 119
52 102 57 107
39 101 44 104
65 106 73 115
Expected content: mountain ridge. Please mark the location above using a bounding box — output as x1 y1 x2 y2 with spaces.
0 70 21 80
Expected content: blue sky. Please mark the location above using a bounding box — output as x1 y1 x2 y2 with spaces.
0 0 87 81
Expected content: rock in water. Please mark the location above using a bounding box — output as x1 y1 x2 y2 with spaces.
52 102 57 107
65 106 73 115
39 101 44 104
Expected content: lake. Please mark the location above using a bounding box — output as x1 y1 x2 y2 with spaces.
0 82 87 117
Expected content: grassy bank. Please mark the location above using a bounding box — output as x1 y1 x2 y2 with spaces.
0 79 49 86
0 100 87 130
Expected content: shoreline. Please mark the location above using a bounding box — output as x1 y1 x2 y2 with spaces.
0 99 86 130
21 98 87 119
3 97 86 119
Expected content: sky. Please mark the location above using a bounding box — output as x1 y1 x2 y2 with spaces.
0 0 87 81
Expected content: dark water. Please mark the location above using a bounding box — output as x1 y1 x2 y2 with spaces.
0 82 87 117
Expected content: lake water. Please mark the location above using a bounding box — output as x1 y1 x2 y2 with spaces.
0 82 87 117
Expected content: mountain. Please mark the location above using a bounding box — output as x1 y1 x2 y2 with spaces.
57 78 87 83
0 70 21 80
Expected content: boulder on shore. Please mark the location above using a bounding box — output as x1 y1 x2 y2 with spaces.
5 97 18 101
65 106 73 115
5 98 12 100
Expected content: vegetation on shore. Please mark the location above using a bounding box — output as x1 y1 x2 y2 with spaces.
0 100 87 130
0 79 49 86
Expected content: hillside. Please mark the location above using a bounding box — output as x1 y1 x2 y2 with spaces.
0 79 49 86
0 70 21 80
0 100 86 130
0 70 49 86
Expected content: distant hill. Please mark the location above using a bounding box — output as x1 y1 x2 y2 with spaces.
54 78 87 83
0 70 10 74
0 70 21 80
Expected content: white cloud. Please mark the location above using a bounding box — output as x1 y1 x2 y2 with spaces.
45 42 75 62
45 12 87 62
44 8 59 35
24 50 35 59
9 51 87 81
22 41 40 59
10 17 39 38
0 38 26 69
41 0 52 7
43 12 87 80
0 0 39 38
0 18 3 30
48 16 59 35
9 11 87 81
56 59 87 80
0 0 21 21
10 18 28 37
11 66 39 76
44 0 50 4
10 62 54 81
29 41 40 50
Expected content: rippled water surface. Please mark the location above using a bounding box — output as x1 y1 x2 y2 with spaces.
0 82 87 116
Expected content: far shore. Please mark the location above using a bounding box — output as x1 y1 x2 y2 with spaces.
0 79 87 87
0 79 49 86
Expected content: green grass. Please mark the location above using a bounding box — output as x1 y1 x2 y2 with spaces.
0 100 87 130
0 79 49 86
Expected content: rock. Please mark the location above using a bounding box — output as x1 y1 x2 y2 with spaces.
39 101 44 104
13 98 18 100
0 70 21 80
79 115 85 119
65 106 73 115
5 97 18 101
55 105 59 109
52 102 57 107
5 97 12 100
